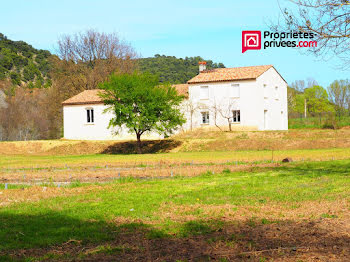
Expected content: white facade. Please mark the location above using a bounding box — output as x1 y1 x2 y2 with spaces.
62 66 288 140
63 104 163 140
181 67 288 132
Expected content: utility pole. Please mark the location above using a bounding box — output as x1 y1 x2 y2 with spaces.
304 98 307 118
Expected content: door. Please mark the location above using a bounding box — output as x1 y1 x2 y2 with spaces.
281 111 284 130
264 110 268 130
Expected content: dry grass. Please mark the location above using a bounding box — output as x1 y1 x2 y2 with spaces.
174 128 350 152
0 162 277 184
1 129 350 156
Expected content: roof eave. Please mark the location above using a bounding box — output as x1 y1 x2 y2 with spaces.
187 78 256 84
271 66 288 84
62 101 104 106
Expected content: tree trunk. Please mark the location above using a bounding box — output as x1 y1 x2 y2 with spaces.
190 113 193 131
304 99 307 118
228 120 232 131
136 133 142 154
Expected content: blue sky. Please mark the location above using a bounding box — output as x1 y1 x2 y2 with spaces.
1 0 347 87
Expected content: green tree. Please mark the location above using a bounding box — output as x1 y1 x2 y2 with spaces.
304 85 334 116
328 80 350 117
34 79 42 89
99 72 186 153
10 72 21 85
22 66 35 81
0 48 14 70
295 93 306 116
0 66 6 80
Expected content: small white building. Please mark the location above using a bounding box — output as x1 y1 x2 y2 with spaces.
62 64 288 140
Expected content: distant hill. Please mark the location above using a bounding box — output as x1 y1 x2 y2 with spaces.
0 33 52 88
0 33 225 87
138 54 225 84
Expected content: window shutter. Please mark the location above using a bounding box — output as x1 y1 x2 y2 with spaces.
231 84 240 98
200 86 209 99
87 110 90 123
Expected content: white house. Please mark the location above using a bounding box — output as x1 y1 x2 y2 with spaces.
62 64 288 140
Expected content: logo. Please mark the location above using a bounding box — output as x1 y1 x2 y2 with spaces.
242 30 317 53
242 31 261 53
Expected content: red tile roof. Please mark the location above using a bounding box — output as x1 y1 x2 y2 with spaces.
62 84 189 106
62 90 104 105
187 65 274 84
173 84 189 97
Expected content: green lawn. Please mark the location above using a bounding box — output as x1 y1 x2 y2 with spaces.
289 116 350 129
1 159 350 260
1 148 350 168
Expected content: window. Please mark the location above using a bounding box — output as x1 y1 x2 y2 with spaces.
232 110 240 123
230 84 240 98
275 86 279 100
263 84 268 98
200 86 209 99
86 108 94 123
201 111 209 124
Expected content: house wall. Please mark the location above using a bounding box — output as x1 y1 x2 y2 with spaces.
63 68 288 140
63 104 163 140
256 67 288 130
185 68 288 131
187 80 260 130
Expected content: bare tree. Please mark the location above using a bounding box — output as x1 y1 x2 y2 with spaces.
210 99 223 131
0 87 50 141
46 29 138 138
218 99 238 131
275 0 350 67
306 78 319 88
183 99 199 131
290 79 306 92
328 79 350 116
55 29 137 90
289 78 320 118
0 90 7 109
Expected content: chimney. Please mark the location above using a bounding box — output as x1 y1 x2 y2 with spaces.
199 61 207 72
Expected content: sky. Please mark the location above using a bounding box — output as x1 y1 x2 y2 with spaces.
1 0 347 88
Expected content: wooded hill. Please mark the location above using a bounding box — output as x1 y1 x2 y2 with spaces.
138 54 225 83
0 34 225 87
0 33 52 88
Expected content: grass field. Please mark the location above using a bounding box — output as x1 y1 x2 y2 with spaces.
1 148 350 185
289 116 350 129
1 129 350 261
1 147 350 168
1 160 350 261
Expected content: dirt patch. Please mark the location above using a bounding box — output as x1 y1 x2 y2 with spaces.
4 215 350 261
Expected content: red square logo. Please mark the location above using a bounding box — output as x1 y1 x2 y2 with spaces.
242 31 261 53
